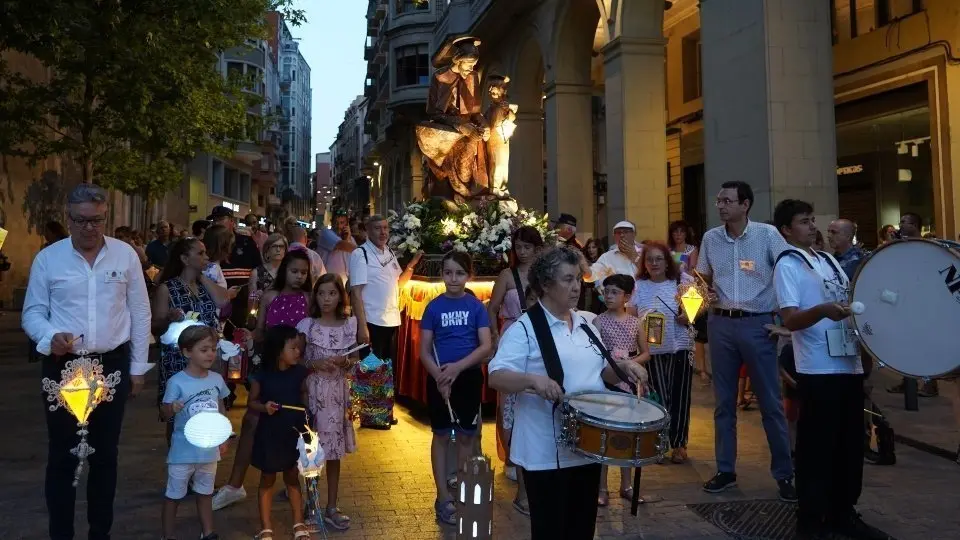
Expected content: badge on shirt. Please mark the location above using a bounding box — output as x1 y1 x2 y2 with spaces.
104 270 127 283
739 260 756 272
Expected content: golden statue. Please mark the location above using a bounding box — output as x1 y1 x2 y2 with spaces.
484 75 517 197
416 37 491 203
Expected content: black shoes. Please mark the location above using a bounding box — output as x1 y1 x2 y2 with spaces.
702 472 737 493
829 512 890 540
778 478 798 503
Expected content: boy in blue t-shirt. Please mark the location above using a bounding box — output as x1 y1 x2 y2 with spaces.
160 325 230 540
419 252 492 526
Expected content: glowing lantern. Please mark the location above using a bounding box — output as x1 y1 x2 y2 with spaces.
644 312 666 345
679 285 706 324
220 329 249 382
160 312 205 347
457 455 493 540
41 351 121 486
297 423 330 534
183 404 233 449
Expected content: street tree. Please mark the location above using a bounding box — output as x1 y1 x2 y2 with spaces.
0 0 306 219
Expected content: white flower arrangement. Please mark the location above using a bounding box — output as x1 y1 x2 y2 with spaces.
387 198 557 262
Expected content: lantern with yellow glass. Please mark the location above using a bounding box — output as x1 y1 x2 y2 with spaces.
41 350 122 487
644 312 666 345
676 276 710 325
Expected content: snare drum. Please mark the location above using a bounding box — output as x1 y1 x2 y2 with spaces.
558 391 670 467
850 238 960 378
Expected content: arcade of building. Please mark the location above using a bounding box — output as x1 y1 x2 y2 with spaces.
355 0 960 246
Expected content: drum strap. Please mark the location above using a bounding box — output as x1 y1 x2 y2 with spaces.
526 303 565 390
775 248 846 286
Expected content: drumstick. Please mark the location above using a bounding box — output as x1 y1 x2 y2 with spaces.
281 404 306 412
341 343 367 356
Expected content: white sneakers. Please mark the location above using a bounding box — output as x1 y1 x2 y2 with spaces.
211 485 246 511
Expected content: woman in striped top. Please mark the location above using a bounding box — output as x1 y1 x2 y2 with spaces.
629 241 696 464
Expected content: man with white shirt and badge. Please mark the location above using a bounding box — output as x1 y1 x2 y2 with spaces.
695 181 796 502
23 184 152 540
772 199 887 540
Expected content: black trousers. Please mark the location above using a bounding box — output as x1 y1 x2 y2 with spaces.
523 464 602 540
647 350 694 448
795 373 864 528
42 345 131 540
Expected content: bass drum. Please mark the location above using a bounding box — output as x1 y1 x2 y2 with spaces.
850 238 960 378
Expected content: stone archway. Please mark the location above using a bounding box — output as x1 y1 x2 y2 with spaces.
539 0 601 236
503 33 546 212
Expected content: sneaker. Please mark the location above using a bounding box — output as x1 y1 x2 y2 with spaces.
211 485 246 511
702 472 737 493
829 512 890 540
777 478 798 503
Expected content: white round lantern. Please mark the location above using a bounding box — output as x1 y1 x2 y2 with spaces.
184 411 233 449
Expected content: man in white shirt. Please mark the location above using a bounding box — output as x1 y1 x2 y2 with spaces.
695 181 796 501
22 183 152 540
581 220 643 291
349 215 422 428
772 199 886 540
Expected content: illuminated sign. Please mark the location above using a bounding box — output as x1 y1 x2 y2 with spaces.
836 165 863 176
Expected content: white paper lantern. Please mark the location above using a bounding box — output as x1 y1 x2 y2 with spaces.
184 411 233 449
160 317 205 347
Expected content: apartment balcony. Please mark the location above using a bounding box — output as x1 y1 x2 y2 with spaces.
364 78 376 100
235 140 263 165
375 0 387 19
267 194 282 207
364 43 374 61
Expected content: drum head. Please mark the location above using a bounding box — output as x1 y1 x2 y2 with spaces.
566 391 666 429
851 239 960 378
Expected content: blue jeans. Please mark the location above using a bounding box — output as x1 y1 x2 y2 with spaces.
708 313 793 480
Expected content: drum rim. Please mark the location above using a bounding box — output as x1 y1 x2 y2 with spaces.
850 237 960 379
563 390 669 430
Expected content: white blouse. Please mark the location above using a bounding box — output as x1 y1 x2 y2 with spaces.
488 303 607 471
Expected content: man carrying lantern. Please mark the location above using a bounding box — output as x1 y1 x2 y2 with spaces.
23 183 152 540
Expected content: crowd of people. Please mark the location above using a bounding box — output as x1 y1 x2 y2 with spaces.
21 181 957 540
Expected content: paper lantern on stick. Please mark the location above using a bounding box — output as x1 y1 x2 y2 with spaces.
41 351 121 487
456 455 493 540
679 285 706 324
160 312 205 347
644 312 666 345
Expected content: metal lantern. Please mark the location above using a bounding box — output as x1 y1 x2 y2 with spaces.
296 424 329 538
644 312 666 345
457 455 494 540
677 280 709 324
41 350 121 487
221 329 249 382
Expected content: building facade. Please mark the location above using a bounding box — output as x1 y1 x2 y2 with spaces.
278 17 315 220
360 0 437 215
351 0 958 246
331 95 372 215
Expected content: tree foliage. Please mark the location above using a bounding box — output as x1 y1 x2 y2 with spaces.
0 0 306 205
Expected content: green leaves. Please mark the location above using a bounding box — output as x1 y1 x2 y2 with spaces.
0 0 306 200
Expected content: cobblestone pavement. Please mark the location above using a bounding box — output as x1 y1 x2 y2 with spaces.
1 312 959 540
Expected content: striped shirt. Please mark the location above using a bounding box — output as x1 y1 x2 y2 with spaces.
695 220 788 313
629 274 695 354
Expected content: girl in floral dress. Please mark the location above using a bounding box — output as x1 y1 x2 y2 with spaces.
593 273 650 507
296 273 358 531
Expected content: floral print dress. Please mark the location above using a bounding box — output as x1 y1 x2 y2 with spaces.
595 311 643 393
296 316 358 460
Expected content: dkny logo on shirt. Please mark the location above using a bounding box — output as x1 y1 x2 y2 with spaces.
440 310 470 328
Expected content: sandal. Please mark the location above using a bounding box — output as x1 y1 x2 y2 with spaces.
254 530 273 540
597 489 609 507
292 523 310 539
512 497 530 516
435 499 457 526
620 487 645 504
323 507 351 531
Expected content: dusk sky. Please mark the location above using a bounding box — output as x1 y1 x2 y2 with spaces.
292 0 368 170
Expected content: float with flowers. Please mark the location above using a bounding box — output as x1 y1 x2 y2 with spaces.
386 197 556 405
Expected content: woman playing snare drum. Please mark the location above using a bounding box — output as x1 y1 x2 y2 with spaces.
489 247 648 540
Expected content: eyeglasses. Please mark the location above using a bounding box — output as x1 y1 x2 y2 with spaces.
714 198 741 207
69 215 107 229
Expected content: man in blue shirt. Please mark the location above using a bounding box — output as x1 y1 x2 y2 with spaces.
826 219 865 280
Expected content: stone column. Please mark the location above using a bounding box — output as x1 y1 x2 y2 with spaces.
603 35 668 242
508 110 545 212
700 0 837 227
543 81 594 237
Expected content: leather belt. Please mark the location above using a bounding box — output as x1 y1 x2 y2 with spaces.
712 308 772 319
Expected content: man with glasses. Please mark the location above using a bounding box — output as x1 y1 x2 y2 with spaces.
695 181 797 502
23 183 152 540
